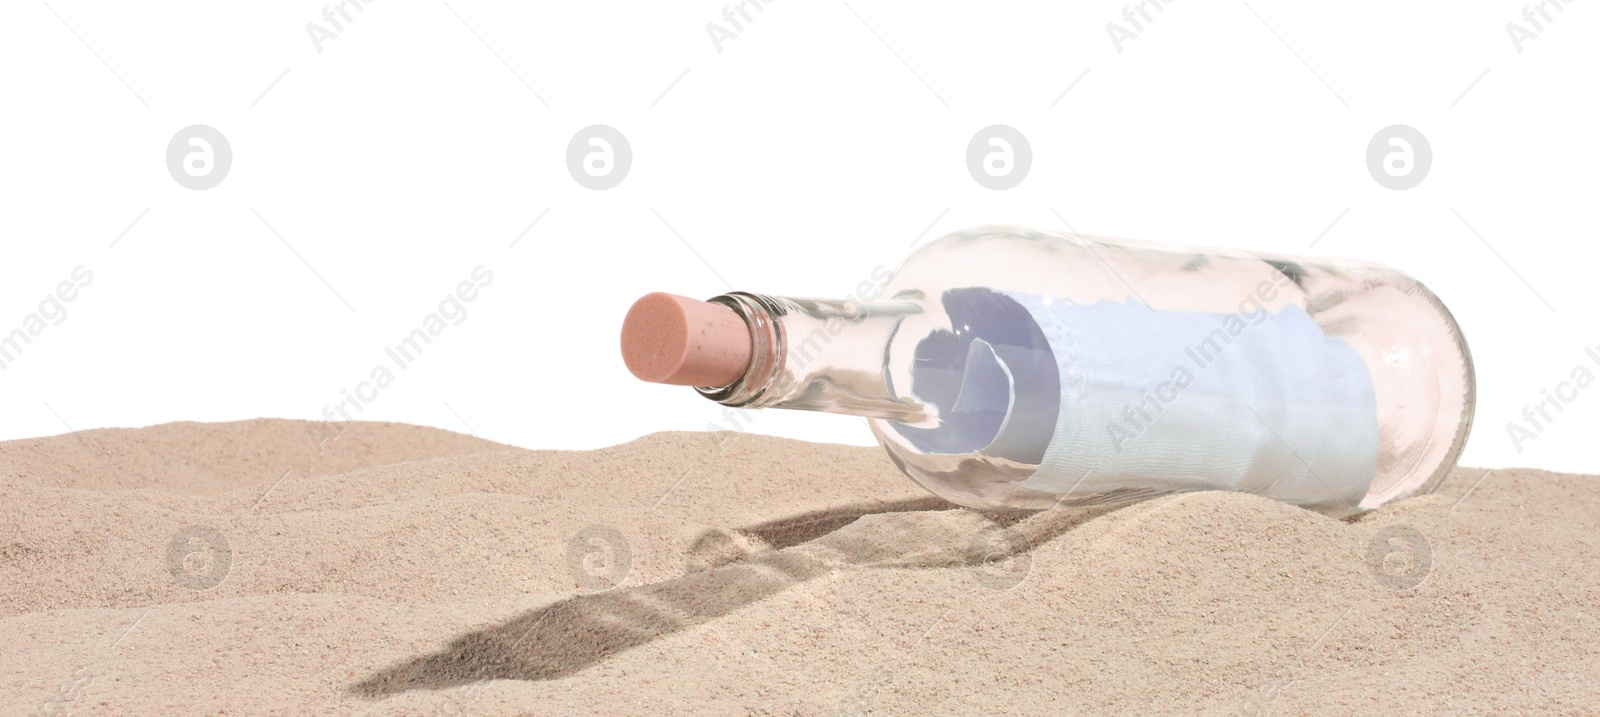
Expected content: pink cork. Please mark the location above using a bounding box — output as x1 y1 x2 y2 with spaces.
621 292 752 387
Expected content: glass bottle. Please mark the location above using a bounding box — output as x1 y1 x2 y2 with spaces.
620 226 1475 517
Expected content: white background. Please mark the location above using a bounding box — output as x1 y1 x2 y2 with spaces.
1 1 1595 474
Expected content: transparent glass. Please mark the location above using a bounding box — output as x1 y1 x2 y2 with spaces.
700 226 1474 517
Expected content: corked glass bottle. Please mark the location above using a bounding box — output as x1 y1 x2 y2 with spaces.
620 226 1475 517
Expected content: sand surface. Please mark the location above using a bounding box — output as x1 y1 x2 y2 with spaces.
2 419 1597 715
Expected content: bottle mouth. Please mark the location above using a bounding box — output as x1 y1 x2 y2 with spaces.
695 292 787 407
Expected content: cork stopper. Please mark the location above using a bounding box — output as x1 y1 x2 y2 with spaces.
620 292 753 387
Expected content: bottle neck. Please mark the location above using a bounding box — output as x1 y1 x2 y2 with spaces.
698 292 929 423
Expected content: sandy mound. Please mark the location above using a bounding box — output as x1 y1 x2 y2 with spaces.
1 420 1596 715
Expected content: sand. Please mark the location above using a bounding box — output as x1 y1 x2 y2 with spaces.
1 419 1597 716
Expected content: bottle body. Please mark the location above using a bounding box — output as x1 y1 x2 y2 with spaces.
700 226 1474 517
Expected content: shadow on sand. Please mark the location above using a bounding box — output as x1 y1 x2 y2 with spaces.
352 497 1121 696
